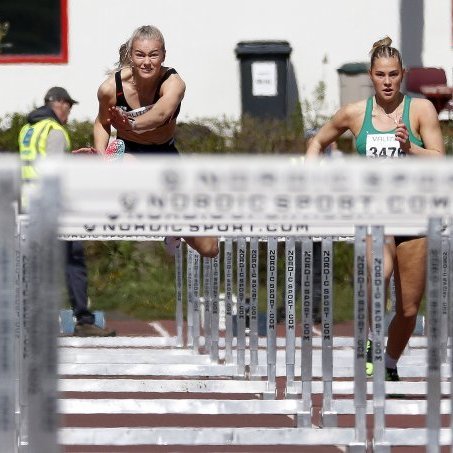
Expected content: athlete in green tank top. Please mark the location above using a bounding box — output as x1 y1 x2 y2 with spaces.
356 95 423 156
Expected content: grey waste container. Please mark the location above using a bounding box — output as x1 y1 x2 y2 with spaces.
337 62 373 106
235 41 292 119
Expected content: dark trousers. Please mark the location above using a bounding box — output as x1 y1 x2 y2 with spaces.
65 241 94 325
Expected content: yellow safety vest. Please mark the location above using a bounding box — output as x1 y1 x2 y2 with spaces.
18 118 71 181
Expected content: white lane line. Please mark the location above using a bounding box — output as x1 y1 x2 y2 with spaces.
148 321 170 337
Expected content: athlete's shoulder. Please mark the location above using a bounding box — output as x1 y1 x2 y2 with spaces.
97 73 117 103
335 99 366 122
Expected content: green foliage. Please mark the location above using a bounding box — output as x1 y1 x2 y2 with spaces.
0 112 27 152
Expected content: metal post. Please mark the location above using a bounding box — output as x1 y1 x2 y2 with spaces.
175 243 184 347
285 237 296 396
210 254 220 362
350 226 367 452
320 237 337 427
203 257 212 353
440 236 449 363
17 217 30 451
224 238 234 364
27 175 62 453
265 237 277 399
371 225 390 452
186 247 194 347
0 167 19 452
297 237 313 426
236 237 247 376
426 218 442 453
249 237 259 376
192 251 201 352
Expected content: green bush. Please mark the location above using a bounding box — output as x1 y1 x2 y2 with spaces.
1 109 452 321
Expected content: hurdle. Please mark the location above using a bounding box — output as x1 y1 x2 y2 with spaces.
7 155 453 451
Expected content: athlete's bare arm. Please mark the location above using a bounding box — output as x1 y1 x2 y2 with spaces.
94 77 116 152
399 98 445 157
110 73 185 132
306 103 362 157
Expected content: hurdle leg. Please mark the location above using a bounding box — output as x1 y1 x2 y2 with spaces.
0 167 19 452
370 225 390 452
210 254 220 362
249 237 259 377
349 226 368 451
236 237 247 376
297 237 313 426
264 237 277 399
175 243 184 347
426 218 442 453
440 235 449 363
449 219 453 452
192 251 201 352
27 174 62 453
284 237 296 397
186 247 194 347
224 239 234 364
203 257 212 354
319 237 337 428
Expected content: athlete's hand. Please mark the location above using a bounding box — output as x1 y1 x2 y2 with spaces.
109 106 134 131
395 117 410 152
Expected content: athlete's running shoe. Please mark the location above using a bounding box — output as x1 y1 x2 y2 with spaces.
366 339 373 376
385 366 404 398
385 367 400 381
104 139 125 161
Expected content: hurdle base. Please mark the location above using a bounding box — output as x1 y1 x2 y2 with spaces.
296 410 312 427
372 440 391 453
347 441 367 453
262 382 277 400
319 410 338 428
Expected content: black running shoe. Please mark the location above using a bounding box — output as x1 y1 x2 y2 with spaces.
385 367 400 381
385 367 404 398
366 339 373 376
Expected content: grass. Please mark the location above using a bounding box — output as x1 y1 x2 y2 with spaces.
84 239 356 324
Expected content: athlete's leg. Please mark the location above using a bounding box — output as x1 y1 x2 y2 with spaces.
386 237 426 361
184 236 219 258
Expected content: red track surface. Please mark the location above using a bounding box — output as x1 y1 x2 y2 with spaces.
60 317 450 453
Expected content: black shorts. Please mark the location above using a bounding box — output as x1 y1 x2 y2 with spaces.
394 236 424 247
119 137 179 155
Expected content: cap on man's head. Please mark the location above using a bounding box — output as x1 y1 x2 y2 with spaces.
44 87 78 106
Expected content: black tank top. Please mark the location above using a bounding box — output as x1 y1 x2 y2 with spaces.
115 67 181 119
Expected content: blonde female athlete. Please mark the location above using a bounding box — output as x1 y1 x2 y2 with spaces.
306 36 445 380
93 25 218 258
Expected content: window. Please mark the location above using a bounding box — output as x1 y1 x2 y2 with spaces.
0 0 68 63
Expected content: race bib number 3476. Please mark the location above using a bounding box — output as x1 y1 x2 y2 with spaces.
366 133 406 158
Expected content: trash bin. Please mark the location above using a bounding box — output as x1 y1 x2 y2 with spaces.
235 41 292 120
337 62 373 107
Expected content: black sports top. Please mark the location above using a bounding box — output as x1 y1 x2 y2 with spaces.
114 67 181 119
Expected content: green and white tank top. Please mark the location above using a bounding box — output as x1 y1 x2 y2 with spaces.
355 95 424 157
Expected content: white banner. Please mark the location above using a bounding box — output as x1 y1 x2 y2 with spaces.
36 155 453 235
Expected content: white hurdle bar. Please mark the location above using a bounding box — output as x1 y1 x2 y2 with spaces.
9 155 453 451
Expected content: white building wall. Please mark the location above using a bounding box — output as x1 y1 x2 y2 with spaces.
0 0 451 122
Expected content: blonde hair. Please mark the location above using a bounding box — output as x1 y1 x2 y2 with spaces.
369 36 403 68
115 25 166 70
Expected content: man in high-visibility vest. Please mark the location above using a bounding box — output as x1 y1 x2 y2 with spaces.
19 87 116 337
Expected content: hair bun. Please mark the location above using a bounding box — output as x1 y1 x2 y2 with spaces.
370 36 392 54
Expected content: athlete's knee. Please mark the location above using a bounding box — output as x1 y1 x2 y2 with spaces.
398 304 419 319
